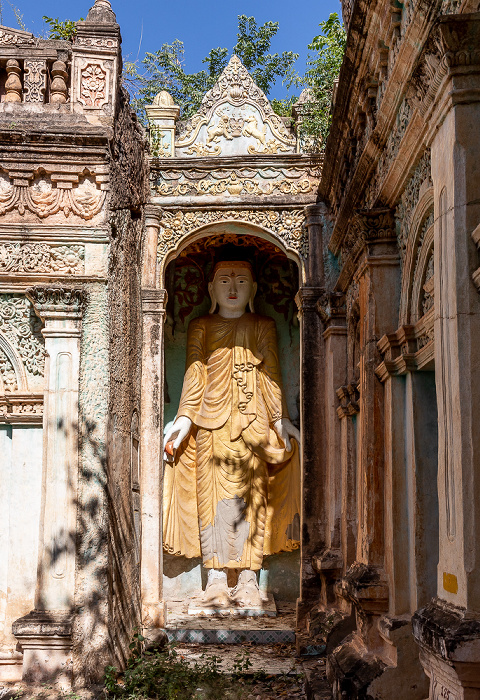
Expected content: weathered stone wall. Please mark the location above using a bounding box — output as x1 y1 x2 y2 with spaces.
105 83 149 671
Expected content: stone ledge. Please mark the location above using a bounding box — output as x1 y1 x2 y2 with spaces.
413 598 480 663
12 610 73 640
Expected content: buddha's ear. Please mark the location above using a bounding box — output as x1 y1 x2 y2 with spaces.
248 281 257 313
208 282 217 314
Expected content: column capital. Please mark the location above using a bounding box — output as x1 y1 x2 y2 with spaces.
141 288 167 315
26 286 86 321
317 290 346 325
303 202 328 228
145 205 163 229
295 286 324 315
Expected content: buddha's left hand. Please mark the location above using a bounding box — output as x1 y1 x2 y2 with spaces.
273 418 300 452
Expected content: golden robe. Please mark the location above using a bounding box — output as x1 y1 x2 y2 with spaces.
163 313 300 570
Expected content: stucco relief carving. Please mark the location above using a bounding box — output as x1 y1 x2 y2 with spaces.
24 60 47 103
396 150 432 261
154 167 316 198
0 243 84 274
0 295 45 376
0 173 106 220
79 63 107 108
175 56 296 156
0 348 17 391
158 209 308 261
0 394 43 423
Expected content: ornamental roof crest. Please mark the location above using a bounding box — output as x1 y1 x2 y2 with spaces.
146 55 297 158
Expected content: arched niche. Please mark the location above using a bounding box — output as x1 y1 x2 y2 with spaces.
161 229 301 604
0 331 28 393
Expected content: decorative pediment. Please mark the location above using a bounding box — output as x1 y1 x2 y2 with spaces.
175 56 296 157
147 56 298 158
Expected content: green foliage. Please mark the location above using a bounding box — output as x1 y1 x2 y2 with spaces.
125 15 299 123
43 15 83 40
291 12 346 150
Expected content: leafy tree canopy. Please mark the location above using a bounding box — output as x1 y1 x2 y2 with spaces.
290 12 346 149
124 15 299 123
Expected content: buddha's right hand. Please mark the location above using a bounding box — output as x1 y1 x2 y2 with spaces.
163 415 193 461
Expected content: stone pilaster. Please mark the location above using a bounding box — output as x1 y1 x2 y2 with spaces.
295 204 328 623
140 288 167 629
413 14 480 698
314 292 347 604
13 286 85 687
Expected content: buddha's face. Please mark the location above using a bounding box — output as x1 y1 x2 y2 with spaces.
209 265 256 317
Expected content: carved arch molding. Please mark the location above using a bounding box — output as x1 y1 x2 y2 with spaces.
156 208 308 280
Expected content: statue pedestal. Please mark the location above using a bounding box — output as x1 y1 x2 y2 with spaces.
187 593 277 618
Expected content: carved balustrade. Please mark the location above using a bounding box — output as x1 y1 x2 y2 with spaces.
0 52 70 105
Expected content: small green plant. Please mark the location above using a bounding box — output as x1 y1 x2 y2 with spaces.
232 651 253 675
43 16 84 40
104 642 237 699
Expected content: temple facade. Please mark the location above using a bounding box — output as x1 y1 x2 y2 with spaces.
0 0 479 698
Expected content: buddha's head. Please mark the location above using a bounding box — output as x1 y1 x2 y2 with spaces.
208 261 257 317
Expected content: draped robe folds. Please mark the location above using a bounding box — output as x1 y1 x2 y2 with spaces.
163 312 301 570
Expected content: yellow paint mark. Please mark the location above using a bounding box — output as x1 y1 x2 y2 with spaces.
443 572 458 594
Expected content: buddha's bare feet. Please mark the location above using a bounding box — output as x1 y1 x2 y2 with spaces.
230 569 263 608
202 569 230 608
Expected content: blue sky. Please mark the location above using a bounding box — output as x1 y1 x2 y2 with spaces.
0 0 341 98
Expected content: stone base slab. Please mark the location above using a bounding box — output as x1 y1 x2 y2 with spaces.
12 610 73 687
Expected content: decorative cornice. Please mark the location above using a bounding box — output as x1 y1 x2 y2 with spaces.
0 393 43 424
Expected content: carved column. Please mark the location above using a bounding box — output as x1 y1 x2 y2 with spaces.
13 287 85 687
314 293 347 603
140 206 166 629
295 203 328 623
413 15 480 698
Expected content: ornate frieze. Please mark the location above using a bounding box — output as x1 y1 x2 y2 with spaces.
0 394 43 422
0 294 45 376
395 150 432 261
158 208 308 260
0 243 84 274
153 166 317 198
365 98 412 207
0 172 106 221
74 35 119 50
